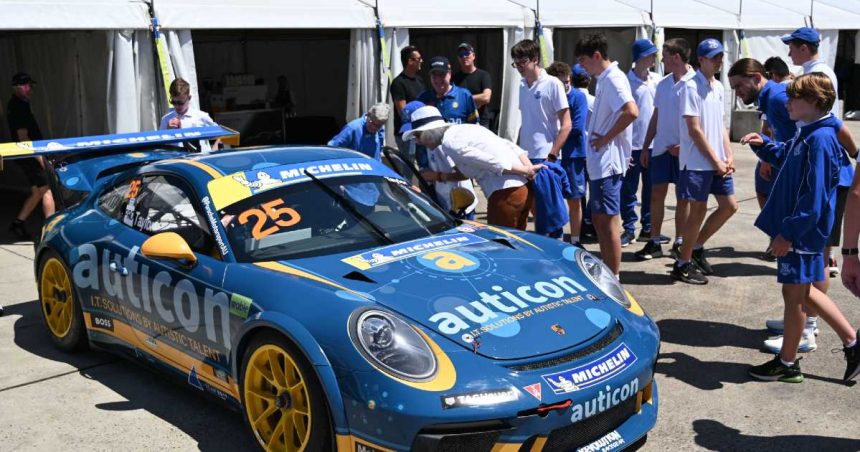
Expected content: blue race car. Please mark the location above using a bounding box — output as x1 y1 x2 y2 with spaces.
7 127 660 451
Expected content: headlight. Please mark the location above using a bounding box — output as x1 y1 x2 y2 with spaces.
576 250 630 308
351 310 437 381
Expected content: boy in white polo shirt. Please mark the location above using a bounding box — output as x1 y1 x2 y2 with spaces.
575 33 639 276
672 39 738 285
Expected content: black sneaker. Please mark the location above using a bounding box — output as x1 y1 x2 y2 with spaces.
636 229 652 243
692 247 714 275
749 355 804 383
671 261 708 285
8 221 30 241
841 332 860 382
620 230 635 248
670 242 682 259
581 223 598 244
634 241 663 261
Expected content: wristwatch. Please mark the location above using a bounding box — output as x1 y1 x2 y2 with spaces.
842 247 859 256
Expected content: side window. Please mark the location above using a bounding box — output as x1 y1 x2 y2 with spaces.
97 179 133 220
125 175 215 256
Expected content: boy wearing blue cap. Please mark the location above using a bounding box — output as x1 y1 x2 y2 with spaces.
622 39 660 247
745 73 859 383
575 33 639 277
634 38 694 262
672 39 738 285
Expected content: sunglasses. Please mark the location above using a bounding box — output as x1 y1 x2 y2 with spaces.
171 98 188 106
458 51 472 58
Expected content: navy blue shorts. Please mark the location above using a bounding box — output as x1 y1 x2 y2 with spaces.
679 170 734 202
588 174 622 216
777 251 825 284
650 152 679 185
561 157 587 199
754 161 774 196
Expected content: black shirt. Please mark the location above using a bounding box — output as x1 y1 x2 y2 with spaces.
390 72 425 130
452 68 492 127
7 95 42 141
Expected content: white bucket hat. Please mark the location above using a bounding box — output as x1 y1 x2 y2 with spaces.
401 105 447 142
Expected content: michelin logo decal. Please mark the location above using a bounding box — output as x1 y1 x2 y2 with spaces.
542 343 637 394
342 233 486 270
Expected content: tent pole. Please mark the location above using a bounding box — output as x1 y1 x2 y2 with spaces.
147 0 172 105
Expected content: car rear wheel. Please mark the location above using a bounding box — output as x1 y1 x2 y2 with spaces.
37 251 87 351
240 332 333 451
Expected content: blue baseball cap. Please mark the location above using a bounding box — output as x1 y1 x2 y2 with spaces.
781 27 820 45
398 100 426 133
632 39 658 62
697 39 724 59
572 64 590 81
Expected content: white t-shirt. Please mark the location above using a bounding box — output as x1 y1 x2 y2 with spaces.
159 108 218 152
426 146 478 214
802 59 840 116
440 124 528 198
652 68 695 157
586 62 635 179
627 69 659 150
679 70 727 171
518 70 569 160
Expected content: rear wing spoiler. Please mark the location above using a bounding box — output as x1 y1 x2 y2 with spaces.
0 125 238 169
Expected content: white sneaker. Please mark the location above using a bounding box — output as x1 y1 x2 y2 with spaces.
765 319 819 336
763 332 817 354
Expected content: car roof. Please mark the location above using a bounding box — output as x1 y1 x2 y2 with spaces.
154 146 368 176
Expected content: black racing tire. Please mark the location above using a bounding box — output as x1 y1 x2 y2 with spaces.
36 249 88 352
240 331 333 451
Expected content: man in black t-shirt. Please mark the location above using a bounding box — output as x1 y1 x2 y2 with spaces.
7 72 54 240
452 42 493 128
390 45 426 165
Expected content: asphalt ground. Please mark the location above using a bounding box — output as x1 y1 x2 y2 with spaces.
2 124 860 451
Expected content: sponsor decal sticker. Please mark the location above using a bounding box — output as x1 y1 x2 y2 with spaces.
188 366 205 391
523 383 542 402
440 388 519 410
577 430 626 452
542 344 637 394
570 378 639 423
552 323 566 336
90 313 114 332
342 233 486 270
229 294 253 319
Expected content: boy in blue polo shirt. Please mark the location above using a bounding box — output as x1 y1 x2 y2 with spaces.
417 56 479 126
745 73 859 383
546 61 587 245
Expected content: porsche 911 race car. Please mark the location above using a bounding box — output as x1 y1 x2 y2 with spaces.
2 126 659 451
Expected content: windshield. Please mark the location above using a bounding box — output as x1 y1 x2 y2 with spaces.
220 175 457 262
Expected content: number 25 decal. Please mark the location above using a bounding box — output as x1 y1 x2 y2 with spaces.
238 199 301 240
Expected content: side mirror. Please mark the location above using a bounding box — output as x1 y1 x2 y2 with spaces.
141 232 198 266
449 187 476 213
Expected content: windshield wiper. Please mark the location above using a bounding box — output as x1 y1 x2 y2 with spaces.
303 170 394 245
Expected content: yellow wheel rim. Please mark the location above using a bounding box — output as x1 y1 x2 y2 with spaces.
40 257 74 338
244 344 312 452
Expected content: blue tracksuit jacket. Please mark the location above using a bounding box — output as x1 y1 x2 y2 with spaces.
533 160 573 235
752 114 842 253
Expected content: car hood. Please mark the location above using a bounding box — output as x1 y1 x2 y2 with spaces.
283 224 623 361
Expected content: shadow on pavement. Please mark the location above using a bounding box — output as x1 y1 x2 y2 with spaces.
709 262 775 278
657 352 751 390
7 300 255 451
693 419 860 451
657 318 762 349
619 269 675 286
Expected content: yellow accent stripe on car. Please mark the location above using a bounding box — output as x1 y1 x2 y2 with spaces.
207 171 254 210
491 443 524 452
167 159 224 180
625 291 645 316
530 437 548 451
463 220 542 251
0 140 36 158
335 435 396 452
84 312 238 398
380 329 456 392
254 261 370 301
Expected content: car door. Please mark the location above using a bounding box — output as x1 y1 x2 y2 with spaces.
93 172 237 397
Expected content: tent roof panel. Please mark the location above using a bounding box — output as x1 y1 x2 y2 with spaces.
813 0 860 29
375 0 530 28
0 0 150 29
738 0 809 30
156 0 377 29
511 0 648 27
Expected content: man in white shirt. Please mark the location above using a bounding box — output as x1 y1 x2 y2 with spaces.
622 39 660 247
575 33 639 276
159 78 219 152
634 38 694 262
512 39 572 163
673 39 738 285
